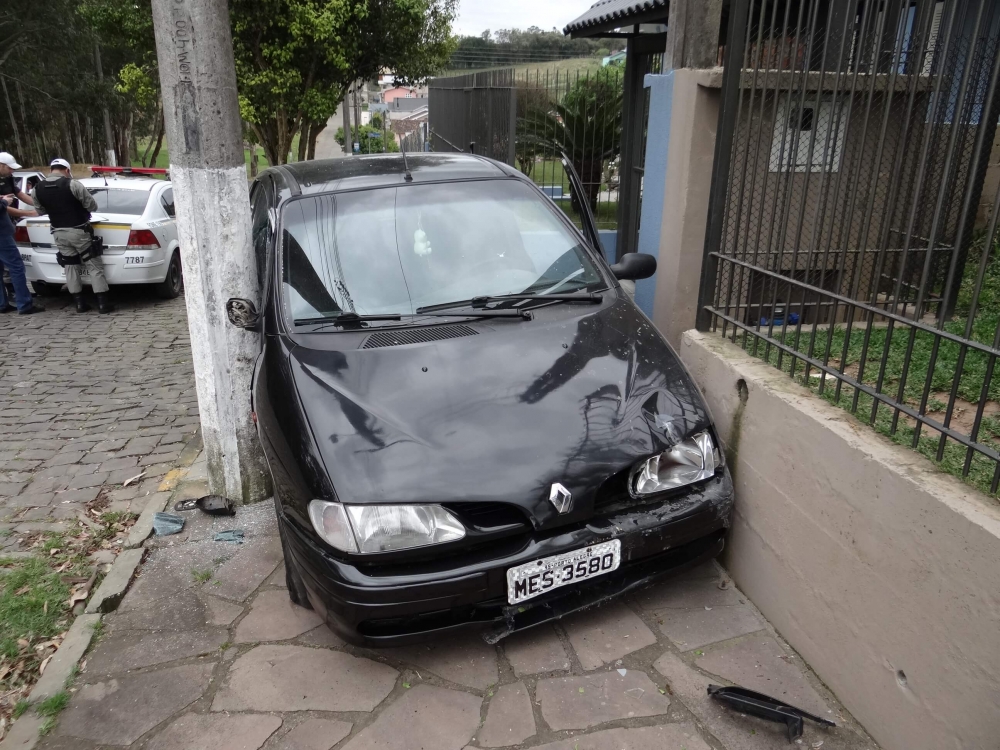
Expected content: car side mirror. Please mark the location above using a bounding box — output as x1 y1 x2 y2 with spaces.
226 298 260 331
610 253 657 281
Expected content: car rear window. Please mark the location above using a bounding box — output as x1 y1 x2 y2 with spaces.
281 179 604 322
87 188 150 215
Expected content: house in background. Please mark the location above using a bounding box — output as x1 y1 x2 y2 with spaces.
382 85 422 103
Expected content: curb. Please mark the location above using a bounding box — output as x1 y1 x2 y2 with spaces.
0 431 205 748
84 548 144 614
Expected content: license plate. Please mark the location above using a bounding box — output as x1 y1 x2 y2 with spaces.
507 539 621 604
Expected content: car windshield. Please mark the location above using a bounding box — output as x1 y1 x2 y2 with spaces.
87 188 150 215
282 179 604 322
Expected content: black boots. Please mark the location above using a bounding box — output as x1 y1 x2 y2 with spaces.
96 293 115 314
72 293 112 313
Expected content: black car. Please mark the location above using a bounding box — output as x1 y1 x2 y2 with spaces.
228 152 734 646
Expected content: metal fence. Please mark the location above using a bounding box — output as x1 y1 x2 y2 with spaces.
700 0 1000 493
428 64 654 240
428 69 517 163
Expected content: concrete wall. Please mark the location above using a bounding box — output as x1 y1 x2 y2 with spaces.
678 329 1000 750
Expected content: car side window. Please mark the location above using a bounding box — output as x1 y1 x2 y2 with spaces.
250 182 272 292
160 188 175 218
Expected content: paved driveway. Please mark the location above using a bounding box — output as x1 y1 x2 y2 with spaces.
38 495 878 750
0 292 200 536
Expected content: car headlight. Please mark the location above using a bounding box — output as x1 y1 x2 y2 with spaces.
308 500 465 554
630 431 721 496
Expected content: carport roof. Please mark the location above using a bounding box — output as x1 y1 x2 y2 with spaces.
563 0 668 37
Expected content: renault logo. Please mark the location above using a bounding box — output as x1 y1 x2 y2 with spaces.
549 483 572 514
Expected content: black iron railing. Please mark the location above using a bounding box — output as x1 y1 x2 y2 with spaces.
700 0 1000 495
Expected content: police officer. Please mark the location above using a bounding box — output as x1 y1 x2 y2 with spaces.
0 151 42 314
31 159 114 313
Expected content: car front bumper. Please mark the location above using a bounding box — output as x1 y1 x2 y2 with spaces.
24 247 170 286
281 471 734 647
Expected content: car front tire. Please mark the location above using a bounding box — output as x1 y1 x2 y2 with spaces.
155 250 183 299
276 505 313 610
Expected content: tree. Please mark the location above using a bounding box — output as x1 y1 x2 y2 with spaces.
334 122 400 154
519 69 623 212
232 0 456 165
79 0 161 166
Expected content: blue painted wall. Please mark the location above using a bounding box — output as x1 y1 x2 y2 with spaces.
597 230 617 265
633 72 674 317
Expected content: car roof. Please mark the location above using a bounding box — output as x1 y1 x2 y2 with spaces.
78 177 166 191
268 153 522 196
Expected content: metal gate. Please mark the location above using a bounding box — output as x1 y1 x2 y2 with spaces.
427 69 516 163
699 0 1000 491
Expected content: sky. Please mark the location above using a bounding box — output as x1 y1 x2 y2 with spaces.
453 0 592 37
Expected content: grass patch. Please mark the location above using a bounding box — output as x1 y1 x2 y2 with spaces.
39 717 55 736
12 700 29 719
736 233 1000 498
191 569 212 584
35 692 68 718
0 558 72 661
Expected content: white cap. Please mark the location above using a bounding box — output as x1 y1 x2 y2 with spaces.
0 152 21 169
50 158 71 170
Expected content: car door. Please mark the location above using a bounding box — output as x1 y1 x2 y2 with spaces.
156 185 178 248
248 178 275 406
560 153 605 259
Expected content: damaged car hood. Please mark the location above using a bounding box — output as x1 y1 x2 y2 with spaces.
289 298 712 524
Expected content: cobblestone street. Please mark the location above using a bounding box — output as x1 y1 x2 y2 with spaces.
0 292 200 538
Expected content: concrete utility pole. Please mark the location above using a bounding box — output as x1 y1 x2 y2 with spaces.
94 42 118 166
151 0 271 503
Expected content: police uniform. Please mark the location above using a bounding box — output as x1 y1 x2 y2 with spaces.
31 167 112 312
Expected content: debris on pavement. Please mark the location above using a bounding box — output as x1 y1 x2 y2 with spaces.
122 471 146 487
213 529 246 544
174 495 236 516
707 684 836 742
152 512 185 536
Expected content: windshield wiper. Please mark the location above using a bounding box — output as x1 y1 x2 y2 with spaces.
416 292 600 315
418 309 532 320
471 292 603 308
295 312 403 327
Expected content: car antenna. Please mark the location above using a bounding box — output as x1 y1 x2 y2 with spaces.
400 143 413 182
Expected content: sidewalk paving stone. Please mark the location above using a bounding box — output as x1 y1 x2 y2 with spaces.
54 662 214 745
84 628 229 675
341 684 481 750
535 670 671 730
209 538 282 602
563 601 658 670
517 723 712 750
694 635 831 717
476 680 535 748
212 645 398 712
146 713 282 750
273 719 353 750
234 589 324 642
502 624 570 676
386 632 499 690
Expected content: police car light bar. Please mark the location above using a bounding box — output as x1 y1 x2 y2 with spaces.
90 166 169 176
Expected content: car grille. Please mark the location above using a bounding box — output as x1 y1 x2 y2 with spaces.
444 502 528 530
362 325 478 349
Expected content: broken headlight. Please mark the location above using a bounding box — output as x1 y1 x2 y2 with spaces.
630 431 721 496
308 500 465 554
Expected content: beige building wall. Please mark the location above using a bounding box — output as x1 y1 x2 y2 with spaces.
678 329 1000 750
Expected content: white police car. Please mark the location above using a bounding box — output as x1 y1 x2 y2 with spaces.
20 167 182 298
